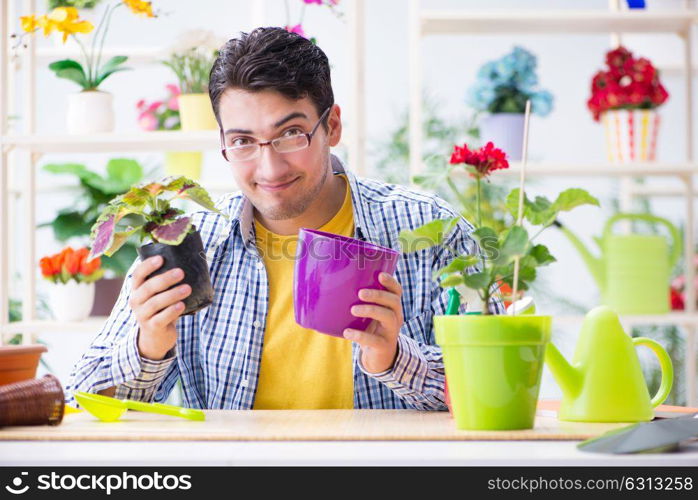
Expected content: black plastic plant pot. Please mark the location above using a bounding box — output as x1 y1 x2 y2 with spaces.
137 228 213 316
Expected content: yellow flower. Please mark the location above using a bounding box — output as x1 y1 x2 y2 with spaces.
47 7 94 43
123 0 155 17
19 15 40 33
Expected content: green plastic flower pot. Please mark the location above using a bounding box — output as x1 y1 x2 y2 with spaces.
435 314 552 430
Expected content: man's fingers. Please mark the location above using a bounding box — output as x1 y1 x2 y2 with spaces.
343 326 383 348
148 302 185 330
138 284 191 321
378 272 402 295
132 256 163 290
131 267 184 307
351 304 397 328
358 288 401 311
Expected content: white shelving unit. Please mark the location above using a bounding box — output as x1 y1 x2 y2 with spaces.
0 1 367 342
408 1 698 405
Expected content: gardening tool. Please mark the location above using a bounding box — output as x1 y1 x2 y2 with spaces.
74 391 205 423
545 305 674 423
558 213 681 314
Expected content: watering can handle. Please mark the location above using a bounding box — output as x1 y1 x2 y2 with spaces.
603 213 682 269
632 337 674 408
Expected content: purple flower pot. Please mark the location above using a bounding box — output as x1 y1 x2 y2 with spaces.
294 228 400 337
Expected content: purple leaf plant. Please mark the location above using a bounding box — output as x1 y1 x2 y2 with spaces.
88 176 226 259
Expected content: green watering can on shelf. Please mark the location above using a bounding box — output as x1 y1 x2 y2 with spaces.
545 306 673 423
559 213 681 315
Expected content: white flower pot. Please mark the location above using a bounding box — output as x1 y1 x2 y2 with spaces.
48 281 95 322
479 113 525 161
602 109 660 163
66 90 115 134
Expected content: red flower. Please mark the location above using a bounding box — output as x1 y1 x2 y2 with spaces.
449 141 509 178
587 46 669 121
670 287 685 310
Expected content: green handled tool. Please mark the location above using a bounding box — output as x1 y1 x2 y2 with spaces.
75 391 205 422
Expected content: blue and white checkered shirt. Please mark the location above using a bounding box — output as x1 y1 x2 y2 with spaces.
66 155 504 410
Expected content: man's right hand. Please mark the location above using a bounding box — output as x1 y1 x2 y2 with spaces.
129 255 191 361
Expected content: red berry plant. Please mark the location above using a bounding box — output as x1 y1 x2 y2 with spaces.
587 46 669 122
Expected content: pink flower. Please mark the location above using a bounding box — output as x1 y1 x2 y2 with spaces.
147 100 163 113
138 111 158 131
136 99 146 111
167 96 179 111
165 83 180 97
285 24 306 38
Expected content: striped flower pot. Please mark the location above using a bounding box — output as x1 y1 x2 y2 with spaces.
602 109 660 163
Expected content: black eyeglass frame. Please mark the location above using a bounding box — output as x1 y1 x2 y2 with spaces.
220 107 332 162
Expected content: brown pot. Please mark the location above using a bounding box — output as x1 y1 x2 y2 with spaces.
90 277 125 316
0 344 47 386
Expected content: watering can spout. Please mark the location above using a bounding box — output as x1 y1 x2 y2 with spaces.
544 342 582 399
556 220 604 289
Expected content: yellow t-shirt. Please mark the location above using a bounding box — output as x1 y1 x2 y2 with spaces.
252 175 355 409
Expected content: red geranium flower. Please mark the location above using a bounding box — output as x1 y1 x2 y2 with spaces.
449 141 509 178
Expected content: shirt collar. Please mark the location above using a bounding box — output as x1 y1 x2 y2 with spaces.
227 154 378 253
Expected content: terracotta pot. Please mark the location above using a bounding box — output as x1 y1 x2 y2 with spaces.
0 345 47 386
90 277 125 316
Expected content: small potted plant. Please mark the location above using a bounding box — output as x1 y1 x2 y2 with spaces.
39 246 103 322
162 30 223 131
587 46 669 163
399 141 599 430
15 1 157 134
88 176 227 315
136 84 203 180
466 46 553 161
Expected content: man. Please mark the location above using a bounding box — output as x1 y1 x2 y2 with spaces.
66 27 502 410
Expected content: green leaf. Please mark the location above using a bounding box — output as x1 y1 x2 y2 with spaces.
94 55 130 87
106 158 143 186
495 225 529 266
472 226 499 260
440 274 464 288
551 188 601 212
463 271 490 290
432 255 478 280
529 244 556 266
49 59 88 89
51 211 90 241
43 163 88 176
178 184 224 215
398 217 458 253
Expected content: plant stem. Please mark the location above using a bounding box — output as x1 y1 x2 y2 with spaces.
284 0 290 26
89 2 110 81
446 176 470 215
476 176 482 228
95 2 120 86
73 35 92 89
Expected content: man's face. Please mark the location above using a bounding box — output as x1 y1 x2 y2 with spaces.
218 88 341 221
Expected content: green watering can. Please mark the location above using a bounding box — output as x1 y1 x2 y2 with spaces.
559 213 681 315
545 306 673 422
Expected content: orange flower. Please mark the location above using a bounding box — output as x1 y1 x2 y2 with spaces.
64 247 82 275
80 256 101 276
39 256 58 277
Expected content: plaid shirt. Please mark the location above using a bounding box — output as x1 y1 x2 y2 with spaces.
66 155 504 410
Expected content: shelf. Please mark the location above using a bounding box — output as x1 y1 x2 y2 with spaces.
553 312 698 328
420 10 696 35
1 317 109 336
4 312 698 336
33 46 166 65
1 130 220 154
9 181 239 196
444 162 698 178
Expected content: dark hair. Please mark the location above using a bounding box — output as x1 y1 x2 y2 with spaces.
209 27 334 129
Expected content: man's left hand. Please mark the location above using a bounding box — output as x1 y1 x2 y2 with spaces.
343 272 404 374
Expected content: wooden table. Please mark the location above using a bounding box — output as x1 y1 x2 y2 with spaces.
1 410 697 466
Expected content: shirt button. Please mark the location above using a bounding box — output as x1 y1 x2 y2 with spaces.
253 320 261 328
256 262 264 270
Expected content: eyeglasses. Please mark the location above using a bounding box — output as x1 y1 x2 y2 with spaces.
220 107 331 162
